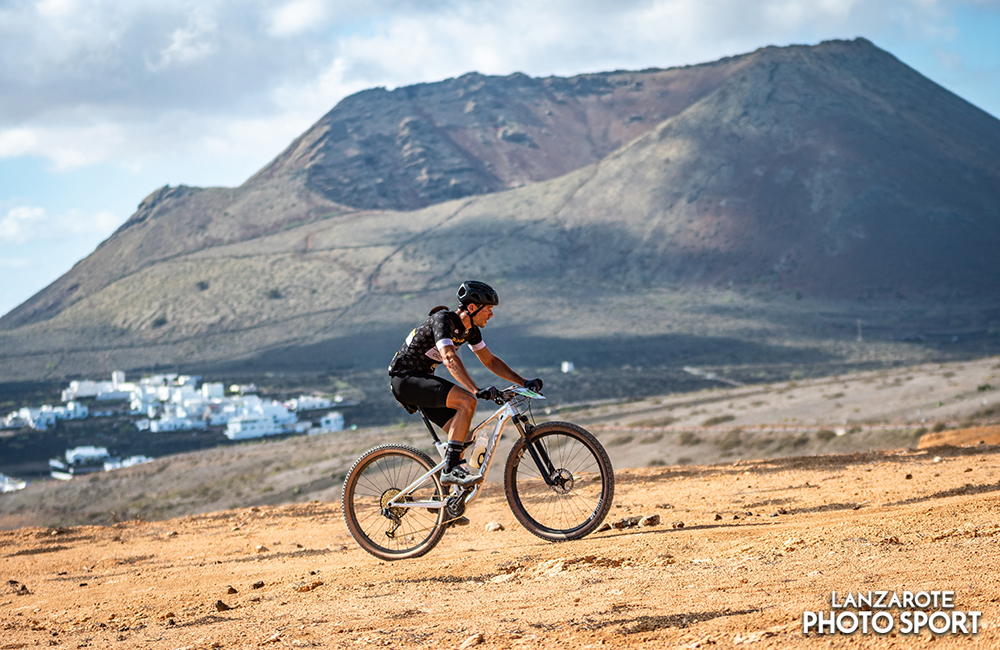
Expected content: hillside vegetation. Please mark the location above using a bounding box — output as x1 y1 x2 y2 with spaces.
1 38 999 381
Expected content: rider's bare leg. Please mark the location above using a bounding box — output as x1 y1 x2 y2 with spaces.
443 385 476 444
439 386 483 487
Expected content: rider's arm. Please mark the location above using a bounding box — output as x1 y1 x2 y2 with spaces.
439 344 479 395
473 345 527 387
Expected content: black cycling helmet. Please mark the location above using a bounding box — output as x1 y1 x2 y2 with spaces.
457 280 499 308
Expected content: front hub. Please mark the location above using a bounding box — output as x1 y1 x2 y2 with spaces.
550 468 574 495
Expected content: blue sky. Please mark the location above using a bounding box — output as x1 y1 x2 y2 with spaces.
2 0 999 318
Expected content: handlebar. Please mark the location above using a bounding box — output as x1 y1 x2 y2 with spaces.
493 385 545 405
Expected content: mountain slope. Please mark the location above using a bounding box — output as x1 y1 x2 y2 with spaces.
2 38 999 381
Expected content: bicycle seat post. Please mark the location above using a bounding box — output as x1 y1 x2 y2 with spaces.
417 407 448 461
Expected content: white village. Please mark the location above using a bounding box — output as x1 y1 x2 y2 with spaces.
1 371 348 488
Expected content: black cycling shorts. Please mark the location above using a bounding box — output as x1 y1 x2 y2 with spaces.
390 372 457 428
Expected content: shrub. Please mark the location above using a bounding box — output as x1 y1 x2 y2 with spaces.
816 429 836 442
932 422 947 433
196 280 210 291
678 431 701 446
716 429 742 451
702 414 736 427
268 288 283 299
978 383 995 392
631 416 677 428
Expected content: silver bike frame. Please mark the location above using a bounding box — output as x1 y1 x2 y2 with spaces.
386 389 537 511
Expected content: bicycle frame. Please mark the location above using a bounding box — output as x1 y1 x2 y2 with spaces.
385 388 538 511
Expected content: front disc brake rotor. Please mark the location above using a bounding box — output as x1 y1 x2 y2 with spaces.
550 468 575 495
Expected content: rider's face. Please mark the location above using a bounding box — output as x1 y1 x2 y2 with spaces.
470 304 494 327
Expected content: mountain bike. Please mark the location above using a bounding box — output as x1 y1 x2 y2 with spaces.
341 386 615 560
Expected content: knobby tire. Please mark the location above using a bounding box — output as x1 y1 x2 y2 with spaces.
341 444 446 561
504 422 614 541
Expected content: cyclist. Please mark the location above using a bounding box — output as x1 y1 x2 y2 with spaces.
388 280 542 488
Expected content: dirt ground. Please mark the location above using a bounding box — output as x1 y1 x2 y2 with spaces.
4 443 1000 649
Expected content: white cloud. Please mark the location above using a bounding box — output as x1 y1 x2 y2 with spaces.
0 0 996 179
268 0 328 37
0 206 46 244
0 205 122 245
146 8 220 72
0 128 38 158
0 257 32 268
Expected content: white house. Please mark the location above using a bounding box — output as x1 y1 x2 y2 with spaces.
104 455 153 471
50 446 110 480
18 407 57 430
286 395 333 412
0 473 26 492
201 382 224 399
225 399 297 440
316 411 345 433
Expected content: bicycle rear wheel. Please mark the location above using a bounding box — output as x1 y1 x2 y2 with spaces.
342 444 446 560
504 422 614 541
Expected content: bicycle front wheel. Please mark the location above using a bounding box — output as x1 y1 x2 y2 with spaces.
342 444 446 560
504 422 614 541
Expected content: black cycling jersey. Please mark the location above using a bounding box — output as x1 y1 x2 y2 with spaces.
388 309 484 376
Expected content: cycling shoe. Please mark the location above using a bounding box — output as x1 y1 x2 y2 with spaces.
440 464 484 488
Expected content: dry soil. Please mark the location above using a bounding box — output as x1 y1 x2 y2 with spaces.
3 444 1000 649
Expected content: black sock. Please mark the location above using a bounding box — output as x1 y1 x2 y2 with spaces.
446 440 464 471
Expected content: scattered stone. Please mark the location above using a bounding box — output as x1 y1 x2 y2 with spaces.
933 456 942 463
7 580 30 596
670 521 685 529
264 632 282 644
597 522 612 532
226 586 238 594
965 468 973 472
714 514 722 521
214 600 232 612
777 508 788 515
656 503 674 509
733 514 740 520
769 512 779 517
639 514 660 527
166 531 178 537
295 581 323 593
905 473 913 480
251 581 265 589
484 521 504 532
256 545 269 553
459 633 484 649
612 516 643 529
